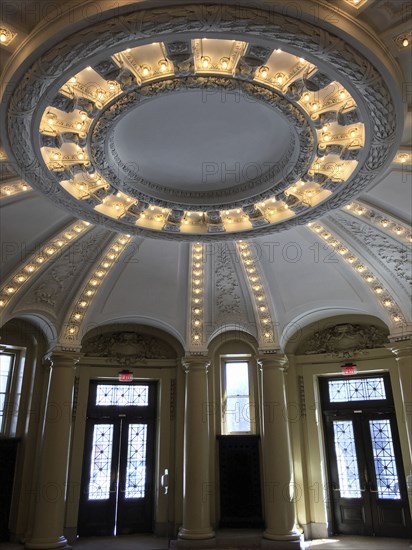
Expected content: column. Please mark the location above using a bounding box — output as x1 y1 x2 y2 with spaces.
259 354 301 549
25 352 78 549
178 356 215 542
387 340 412 459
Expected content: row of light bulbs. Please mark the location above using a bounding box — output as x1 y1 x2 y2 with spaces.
65 234 131 338
191 244 204 344
308 222 405 325
0 221 91 312
237 241 275 343
345 202 412 242
1 182 31 198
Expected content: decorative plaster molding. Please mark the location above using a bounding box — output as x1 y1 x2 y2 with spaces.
333 212 412 292
60 234 133 344
214 245 242 324
300 322 389 357
344 200 412 244
0 220 92 317
308 221 408 329
94 77 310 208
5 4 398 240
236 241 278 348
82 331 176 363
0 181 32 200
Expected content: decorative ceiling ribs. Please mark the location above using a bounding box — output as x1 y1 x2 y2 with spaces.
187 243 206 350
236 241 278 349
0 220 92 316
61 234 133 345
307 222 408 333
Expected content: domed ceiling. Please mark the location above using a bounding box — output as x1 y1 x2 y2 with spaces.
0 0 411 351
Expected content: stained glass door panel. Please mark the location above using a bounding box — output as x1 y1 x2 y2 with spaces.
117 420 155 535
324 413 373 536
78 382 156 537
321 376 411 538
365 413 411 537
332 420 362 498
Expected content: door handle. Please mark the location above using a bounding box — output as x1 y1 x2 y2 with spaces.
161 468 169 495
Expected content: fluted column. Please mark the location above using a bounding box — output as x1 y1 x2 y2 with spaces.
259 354 301 549
387 340 412 459
178 356 215 541
25 352 78 549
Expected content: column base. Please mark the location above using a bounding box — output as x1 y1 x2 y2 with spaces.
25 536 70 549
262 536 303 549
262 530 303 549
178 527 215 541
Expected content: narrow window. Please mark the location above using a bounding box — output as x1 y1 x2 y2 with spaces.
0 353 14 432
222 360 253 434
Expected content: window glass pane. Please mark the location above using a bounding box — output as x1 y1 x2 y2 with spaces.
225 362 249 396
223 360 252 434
0 355 13 431
369 419 401 500
88 424 114 500
225 396 251 433
328 377 386 402
125 424 147 499
95 385 149 406
332 420 362 498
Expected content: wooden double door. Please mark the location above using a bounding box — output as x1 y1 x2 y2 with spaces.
78 381 157 536
321 375 411 538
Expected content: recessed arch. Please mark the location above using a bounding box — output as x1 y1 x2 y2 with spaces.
80 321 184 358
283 312 390 355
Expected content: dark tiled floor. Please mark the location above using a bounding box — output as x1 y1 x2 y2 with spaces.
0 535 411 550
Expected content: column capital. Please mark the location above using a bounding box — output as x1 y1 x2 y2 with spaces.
182 355 210 373
386 338 412 358
46 350 82 368
258 353 288 371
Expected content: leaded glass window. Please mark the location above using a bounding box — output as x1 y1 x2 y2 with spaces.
333 420 362 498
328 377 386 403
96 384 149 406
369 419 401 500
88 424 114 500
125 424 147 499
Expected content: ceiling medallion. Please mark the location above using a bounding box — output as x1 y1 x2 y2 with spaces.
5 4 399 240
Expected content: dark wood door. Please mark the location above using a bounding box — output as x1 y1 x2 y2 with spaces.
78 382 156 536
217 435 264 528
321 376 411 538
0 439 19 541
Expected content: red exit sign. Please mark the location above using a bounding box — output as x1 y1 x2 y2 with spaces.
342 364 357 375
119 370 133 381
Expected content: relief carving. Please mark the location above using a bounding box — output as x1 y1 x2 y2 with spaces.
82 331 176 363
215 245 242 322
301 323 389 357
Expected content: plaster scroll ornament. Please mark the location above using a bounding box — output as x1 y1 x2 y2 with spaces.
302 323 389 356
82 331 176 363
